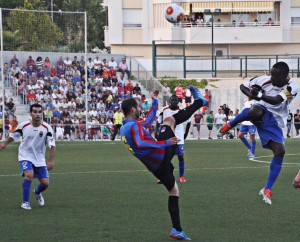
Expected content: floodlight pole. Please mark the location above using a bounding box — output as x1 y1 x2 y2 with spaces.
211 14 214 77
0 8 4 141
51 0 53 23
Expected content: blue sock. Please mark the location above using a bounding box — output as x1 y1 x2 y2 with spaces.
229 108 250 127
22 179 32 203
35 183 47 194
265 156 283 190
179 161 185 177
251 140 256 154
240 137 251 150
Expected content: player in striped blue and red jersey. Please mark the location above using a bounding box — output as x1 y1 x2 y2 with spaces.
120 86 207 241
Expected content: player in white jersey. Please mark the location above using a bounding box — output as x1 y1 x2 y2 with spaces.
219 62 299 205
156 95 191 183
0 104 56 210
238 98 257 159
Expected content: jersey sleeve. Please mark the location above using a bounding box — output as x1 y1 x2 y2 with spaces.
9 123 22 141
47 125 56 147
131 123 171 148
140 98 158 128
279 80 299 101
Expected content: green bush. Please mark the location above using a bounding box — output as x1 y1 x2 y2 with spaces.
158 78 208 94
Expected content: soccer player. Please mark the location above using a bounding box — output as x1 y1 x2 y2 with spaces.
156 95 191 183
238 97 257 159
120 86 207 241
218 62 299 205
0 104 56 210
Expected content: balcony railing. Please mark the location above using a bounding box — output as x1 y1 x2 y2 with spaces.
174 21 281 28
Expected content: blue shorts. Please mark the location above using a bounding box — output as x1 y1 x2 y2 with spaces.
19 160 49 179
174 144 184 155
254 105 284 149
239 125 256 135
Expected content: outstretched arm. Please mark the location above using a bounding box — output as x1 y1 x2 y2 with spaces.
0 137 14 151
240 84 284 105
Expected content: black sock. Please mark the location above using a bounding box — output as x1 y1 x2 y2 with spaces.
173 100 203 125
168 196 182 231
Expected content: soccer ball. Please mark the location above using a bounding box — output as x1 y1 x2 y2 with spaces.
165 3 185 24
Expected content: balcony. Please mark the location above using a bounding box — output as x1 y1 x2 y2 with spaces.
154 22 283 44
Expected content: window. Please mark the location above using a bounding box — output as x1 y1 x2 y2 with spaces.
123 9 142 28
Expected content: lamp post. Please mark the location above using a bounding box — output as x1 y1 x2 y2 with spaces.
204 8 221 77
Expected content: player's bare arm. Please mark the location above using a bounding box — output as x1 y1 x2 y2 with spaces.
46 146 56 171
240 84 284 105
0 137 14 151
293 170 300 189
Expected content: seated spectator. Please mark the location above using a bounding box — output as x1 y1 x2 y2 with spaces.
124 91 132 99
93 56 102 76
118 58 131 78
106 107 114 120
132 90 141 103
125 79 133 93
266 17 274 26
26 56 35 67
64 56 72 67
44 57 51 69
102 58 108 69
117 83 124 94
117 73 126 86
56 125 64 140
133 83 141 95
5 98 16 116
27 90 37 105
72 56 80 68
108 56 118 69
50 65 57 76
66 89 77 102
65 66 73 77
43 107 53 123
36 56 44 69
10 54 19 67
86 57 94 70
56 65 65 77
9 115 18 133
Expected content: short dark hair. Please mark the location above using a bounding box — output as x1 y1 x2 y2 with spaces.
30 103 43 113
271 61 289 79
121 98 137 117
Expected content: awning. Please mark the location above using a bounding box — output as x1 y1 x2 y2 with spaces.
187 1 274 13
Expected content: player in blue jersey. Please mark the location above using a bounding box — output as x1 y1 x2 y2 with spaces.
120 86 207 241
218 62 299 205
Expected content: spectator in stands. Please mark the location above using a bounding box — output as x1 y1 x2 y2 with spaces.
175 83 184 103
3 63 9 86
43 107 53 123
133 83 141 95
125 80 133 94
79 56 85 67
45 97 54 110
102 58 108 69
141 99 151 113
108 56 118 69
66 89 76 102
4 98 16 116
4 115 10 138
93 56 102 76
27 89 37 106
253 19 259 27
132 90 141 103
64 56 72 67
117 73 126 87
63 117 73 141
65 66 73 77
10 53 19 67
56 56 64 68
72 56 80 68
87 57 94 71
26 56 35 67
9 115 18 133
56 65 65 77
44 57 51 69
111 106 124 140
118 58 131 78
36 56 44 69
214 108 226 139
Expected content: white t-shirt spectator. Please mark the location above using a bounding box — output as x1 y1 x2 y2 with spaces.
215 113 226 124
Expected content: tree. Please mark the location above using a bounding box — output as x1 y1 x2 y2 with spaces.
3 0 64 51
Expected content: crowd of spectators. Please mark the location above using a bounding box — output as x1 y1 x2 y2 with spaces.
2 53 151 141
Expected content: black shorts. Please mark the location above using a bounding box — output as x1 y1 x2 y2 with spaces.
154 125 176 191
185 96 191 103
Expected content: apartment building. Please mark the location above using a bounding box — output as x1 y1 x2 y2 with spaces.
103 0 300 59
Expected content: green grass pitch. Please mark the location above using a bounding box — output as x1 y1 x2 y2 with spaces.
1 139 300 241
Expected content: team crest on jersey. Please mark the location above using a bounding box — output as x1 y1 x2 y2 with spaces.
161 127 166 132
39 131 43 137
